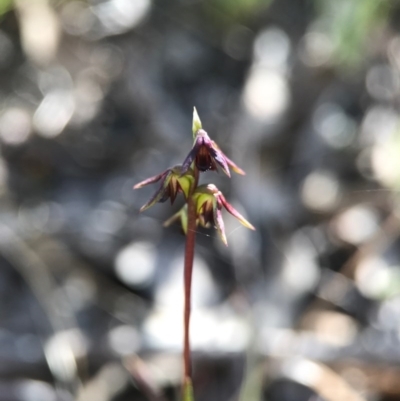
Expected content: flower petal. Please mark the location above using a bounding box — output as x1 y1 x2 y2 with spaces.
177 174 194 199
138 171 173 211
169 179 178 204
225 155 245 175
181 144 200 175
214 205 227 246
133 172 165 189
208 145 230 177
194 192 213 214
163 205 188 234
221 196 255 230
200 199 214 226
139 183 167 212
209 140 245 175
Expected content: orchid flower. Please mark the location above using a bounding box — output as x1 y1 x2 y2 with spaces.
134 165 194 212
164 184 254 246
181 108 244 177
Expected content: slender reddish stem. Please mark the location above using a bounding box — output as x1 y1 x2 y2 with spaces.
183 167 199 386
183 197 196 381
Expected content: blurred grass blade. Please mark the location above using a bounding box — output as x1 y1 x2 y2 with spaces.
238 362 264 401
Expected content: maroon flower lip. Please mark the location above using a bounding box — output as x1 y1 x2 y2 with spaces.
181 129 245 177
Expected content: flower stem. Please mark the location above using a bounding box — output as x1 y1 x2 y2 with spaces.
183 168 198 393
183 193 196 384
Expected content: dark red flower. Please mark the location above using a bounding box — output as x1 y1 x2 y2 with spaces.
181 129 245 177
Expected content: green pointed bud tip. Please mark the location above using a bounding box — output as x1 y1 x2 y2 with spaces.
192 107 202 137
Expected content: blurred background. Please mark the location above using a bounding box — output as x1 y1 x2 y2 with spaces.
1 0 400 400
